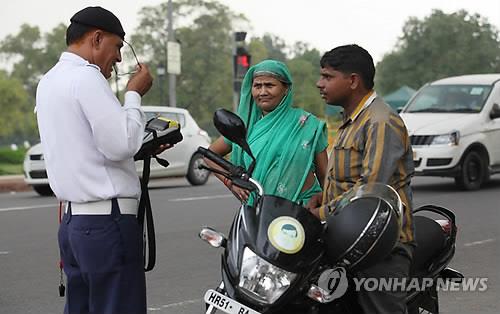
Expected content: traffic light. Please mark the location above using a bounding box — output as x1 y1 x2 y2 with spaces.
234 46 251 80
232 32 251 108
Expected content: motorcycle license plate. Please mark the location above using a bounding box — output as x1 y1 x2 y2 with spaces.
204 289 261 314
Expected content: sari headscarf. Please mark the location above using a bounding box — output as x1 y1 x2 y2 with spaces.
230 60 326 204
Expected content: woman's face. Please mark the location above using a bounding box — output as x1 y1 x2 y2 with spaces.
251 75 288 115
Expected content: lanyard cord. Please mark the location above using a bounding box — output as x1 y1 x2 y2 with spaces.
58 202 63 223
58 201 65 297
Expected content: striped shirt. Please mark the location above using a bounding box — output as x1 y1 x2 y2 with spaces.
319 91 415 243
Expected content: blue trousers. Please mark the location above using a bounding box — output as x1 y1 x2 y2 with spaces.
58 199 146 314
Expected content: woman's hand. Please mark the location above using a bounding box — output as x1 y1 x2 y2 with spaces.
223 177 250 202
230 185 251 202
305 192 323 220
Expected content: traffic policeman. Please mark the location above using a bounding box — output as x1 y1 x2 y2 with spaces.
36 6 155 314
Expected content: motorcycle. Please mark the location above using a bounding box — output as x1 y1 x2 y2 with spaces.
197 108 463 314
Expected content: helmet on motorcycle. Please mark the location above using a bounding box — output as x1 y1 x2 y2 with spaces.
323 183 403 271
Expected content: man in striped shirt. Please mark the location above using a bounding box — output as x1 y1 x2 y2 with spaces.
307 45 415 313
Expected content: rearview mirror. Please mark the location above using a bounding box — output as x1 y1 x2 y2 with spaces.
214 108 247 144
213 108 256 173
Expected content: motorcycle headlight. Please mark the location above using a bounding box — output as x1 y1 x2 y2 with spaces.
431 131 460 146
238 247 296 304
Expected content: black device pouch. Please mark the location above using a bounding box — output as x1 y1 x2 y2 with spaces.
134 117 183 271
134 117 183 161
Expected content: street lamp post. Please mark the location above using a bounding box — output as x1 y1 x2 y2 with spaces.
167 0 177 107
157 64 166 106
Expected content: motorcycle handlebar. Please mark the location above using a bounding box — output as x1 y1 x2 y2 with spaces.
197 147 258 193
231 178 257 192
197 147 239 174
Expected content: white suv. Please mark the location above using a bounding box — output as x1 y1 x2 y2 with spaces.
24 106 211 196
400 74 500 190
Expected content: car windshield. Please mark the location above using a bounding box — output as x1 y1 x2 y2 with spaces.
145 111 186 128
404 84 492 113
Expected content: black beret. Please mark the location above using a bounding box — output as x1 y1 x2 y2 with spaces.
70 6 125 39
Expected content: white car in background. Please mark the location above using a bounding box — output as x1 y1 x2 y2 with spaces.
24 106 211 196
400 74 500 190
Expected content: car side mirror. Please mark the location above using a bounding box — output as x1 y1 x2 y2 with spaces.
490 103 500 120
213 108 256 173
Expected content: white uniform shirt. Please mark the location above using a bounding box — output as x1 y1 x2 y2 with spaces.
36 52 146 203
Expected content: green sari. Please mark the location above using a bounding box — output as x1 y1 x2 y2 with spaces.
228 60 327 205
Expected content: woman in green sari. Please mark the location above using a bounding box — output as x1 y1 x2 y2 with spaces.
207 59 328 206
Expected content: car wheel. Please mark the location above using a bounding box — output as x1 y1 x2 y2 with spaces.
454 151 486 190
32 185 53 196
186 153 210 185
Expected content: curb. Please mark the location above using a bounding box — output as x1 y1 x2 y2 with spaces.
0 175 31 193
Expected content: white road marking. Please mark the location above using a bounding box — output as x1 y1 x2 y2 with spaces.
0 204 55 212
169 194 233 202
148 298 201 311
0 194 233 213
0 251 10 255
464 238 495 247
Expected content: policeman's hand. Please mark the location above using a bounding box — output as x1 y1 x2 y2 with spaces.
127 63 153 96
154 143 173 155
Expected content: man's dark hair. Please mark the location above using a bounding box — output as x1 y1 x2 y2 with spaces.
66 23 95 46
320 44 375 90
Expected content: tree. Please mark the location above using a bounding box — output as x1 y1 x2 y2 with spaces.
376 10 500 95
286 45 323 116
248 33 289 65
0 23 66 97
0 71 35 144
0 23 66 143
248 38 269 64
0 0 327 138
261 34 287 62
130 0 247 133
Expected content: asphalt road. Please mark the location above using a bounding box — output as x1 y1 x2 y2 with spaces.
0 176 499 314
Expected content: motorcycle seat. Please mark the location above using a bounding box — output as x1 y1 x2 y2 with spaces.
410 216 446 276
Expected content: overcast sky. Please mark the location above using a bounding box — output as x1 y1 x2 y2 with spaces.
1 0 499 63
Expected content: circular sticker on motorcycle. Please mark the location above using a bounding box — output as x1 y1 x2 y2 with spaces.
267 216 305 254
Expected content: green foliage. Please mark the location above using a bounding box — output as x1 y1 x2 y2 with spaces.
0 163 23 175
130 0 326 134
287 46 324 117
0 23 66 97
131 0 246 134
260 34 287 62
0 147 26 164
0 23 66 144
248 39 269 64
2 4 499 140
0 147 26 175
0 0 328 138
376 10 500 95
0 71 37 143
